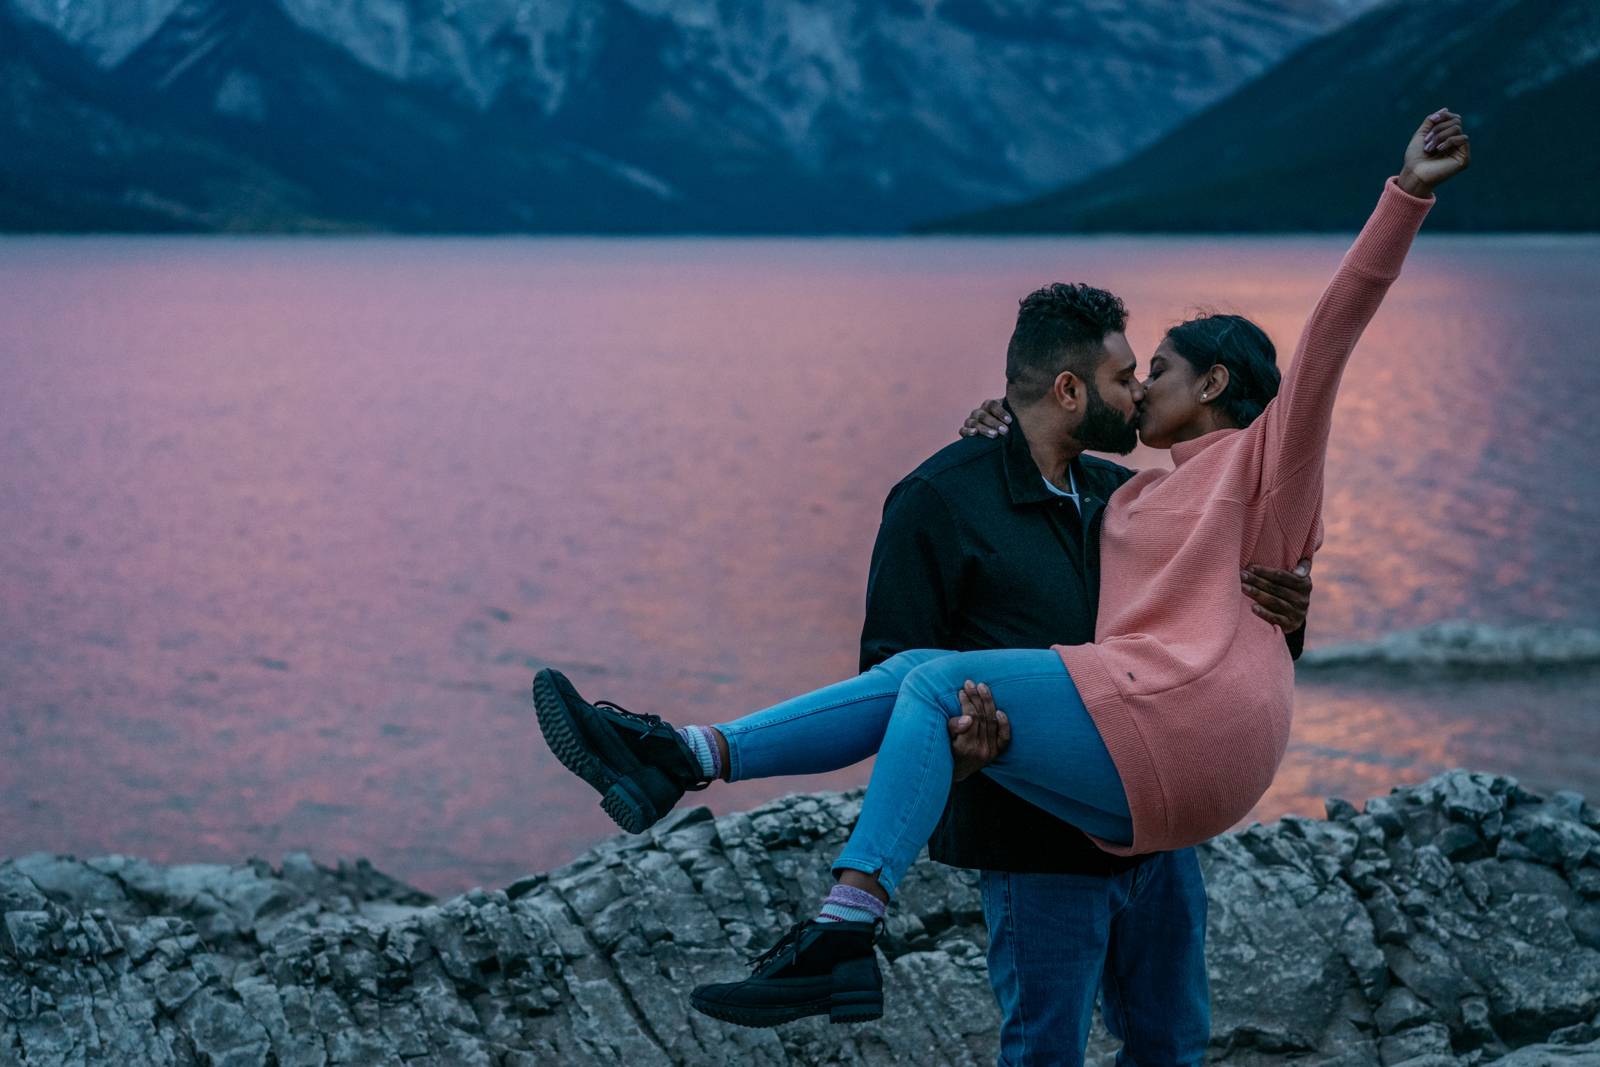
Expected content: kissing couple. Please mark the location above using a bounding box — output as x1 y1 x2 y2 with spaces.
533 110 1471 1062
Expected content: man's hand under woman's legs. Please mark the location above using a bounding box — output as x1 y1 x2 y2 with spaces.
950 680 1010 781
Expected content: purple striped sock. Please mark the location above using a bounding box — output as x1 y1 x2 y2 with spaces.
676 725 722 781
816 884 887 925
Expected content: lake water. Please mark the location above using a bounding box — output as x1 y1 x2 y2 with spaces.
3 233 1598 895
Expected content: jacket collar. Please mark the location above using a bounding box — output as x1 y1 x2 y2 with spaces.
1001 399 1098 510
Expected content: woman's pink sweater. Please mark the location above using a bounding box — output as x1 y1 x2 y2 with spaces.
1057 177 1434 856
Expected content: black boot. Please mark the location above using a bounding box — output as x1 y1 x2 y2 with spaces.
531 668 708 833
690 919 883 1027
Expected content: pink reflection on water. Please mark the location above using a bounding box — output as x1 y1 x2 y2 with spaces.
2 235 1598 894
1254 669 1600 828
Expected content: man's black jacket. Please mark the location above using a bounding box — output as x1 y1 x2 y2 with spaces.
859 408 1304 873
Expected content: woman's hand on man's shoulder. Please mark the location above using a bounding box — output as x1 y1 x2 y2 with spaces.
960 398 1010 438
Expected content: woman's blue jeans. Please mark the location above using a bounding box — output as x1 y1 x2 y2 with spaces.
715 648 1133 897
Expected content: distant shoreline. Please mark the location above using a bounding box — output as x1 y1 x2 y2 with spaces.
5 229 1600 240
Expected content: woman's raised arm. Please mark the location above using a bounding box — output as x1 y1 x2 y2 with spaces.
1258 110 1471 515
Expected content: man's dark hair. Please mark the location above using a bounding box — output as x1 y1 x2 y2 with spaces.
1164 312 1281 428
1005 283 1128 405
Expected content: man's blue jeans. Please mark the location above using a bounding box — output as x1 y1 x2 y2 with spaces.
983 853 1210 1066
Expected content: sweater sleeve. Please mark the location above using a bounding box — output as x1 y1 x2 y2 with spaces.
1257 176 1433 544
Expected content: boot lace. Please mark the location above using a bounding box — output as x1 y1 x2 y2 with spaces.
593 699 661 729
594 700 711 791
748 922 808 970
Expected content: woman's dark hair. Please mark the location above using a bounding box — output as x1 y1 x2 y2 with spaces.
1164 312 1280 428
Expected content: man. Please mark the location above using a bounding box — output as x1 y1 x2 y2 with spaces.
859 282 1311 1065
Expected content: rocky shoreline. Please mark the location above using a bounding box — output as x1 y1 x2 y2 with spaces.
4 770 1600 1065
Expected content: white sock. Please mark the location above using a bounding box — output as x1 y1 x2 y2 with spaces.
676 725 721 780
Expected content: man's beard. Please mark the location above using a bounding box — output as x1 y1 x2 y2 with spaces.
1076 384 1139 455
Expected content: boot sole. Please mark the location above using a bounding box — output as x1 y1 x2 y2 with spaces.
532 669 660 835
690 989 883 1028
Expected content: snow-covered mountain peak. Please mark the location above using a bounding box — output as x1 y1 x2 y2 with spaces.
8 0 184 65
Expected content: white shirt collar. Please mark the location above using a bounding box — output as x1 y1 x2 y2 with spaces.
1040 465 1080 511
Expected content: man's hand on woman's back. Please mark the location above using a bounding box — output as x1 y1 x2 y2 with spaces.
1243 560 1313 631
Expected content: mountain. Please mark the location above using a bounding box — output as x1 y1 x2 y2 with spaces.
928 0 1600 233
0 5 332 232
1 0 1383 233
0 0 689 233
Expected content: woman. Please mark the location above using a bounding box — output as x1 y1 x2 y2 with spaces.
533 110 1471 1027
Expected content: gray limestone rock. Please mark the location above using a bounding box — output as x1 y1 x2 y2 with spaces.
4 771 1599 1065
